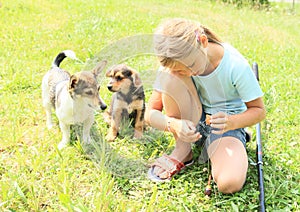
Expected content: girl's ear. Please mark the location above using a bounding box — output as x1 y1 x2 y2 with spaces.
200 34 208 48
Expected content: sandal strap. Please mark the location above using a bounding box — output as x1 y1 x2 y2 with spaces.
151 154 185 179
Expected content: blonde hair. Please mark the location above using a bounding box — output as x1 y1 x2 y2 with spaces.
153 18 222 69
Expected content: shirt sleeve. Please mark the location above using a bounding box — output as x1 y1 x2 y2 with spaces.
231 62 264 103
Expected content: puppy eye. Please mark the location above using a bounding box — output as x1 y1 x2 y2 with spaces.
97 86 100 91
85 91 93 95
116 76 123 81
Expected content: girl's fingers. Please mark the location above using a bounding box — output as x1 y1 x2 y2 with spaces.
183 132 201 143
178 128 201 142
210 117 227 124
211 112 228 122
176 119 204 142
211 112 229 132
211 123 226 130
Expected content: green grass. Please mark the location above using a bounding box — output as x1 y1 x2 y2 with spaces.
0 0 299 211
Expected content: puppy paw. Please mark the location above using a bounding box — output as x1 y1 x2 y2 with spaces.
102 111 111 125
105 133 117 142
134 130 143 139
83 135 92 144
46 122 54 130
58 140 68 150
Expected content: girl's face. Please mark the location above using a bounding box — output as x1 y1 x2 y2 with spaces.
168 63 193 77
181 48 208 76
169 51 208 77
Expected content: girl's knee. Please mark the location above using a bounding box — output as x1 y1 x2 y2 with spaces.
215 174 246 194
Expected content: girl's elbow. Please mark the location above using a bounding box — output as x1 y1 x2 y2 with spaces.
260 107 267 122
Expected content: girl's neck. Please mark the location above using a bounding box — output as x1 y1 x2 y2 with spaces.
200 42 224 76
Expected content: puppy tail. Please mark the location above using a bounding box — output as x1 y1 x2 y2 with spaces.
51 50 78 68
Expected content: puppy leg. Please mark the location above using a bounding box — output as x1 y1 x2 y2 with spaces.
106 110 122 142
102 110 111 125
42 86 54 129
44 103 54 129
58 122 70 150
82 116 94 144
133 109 144 139
102 98 114 124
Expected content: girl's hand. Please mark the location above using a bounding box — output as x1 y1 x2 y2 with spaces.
210 112 232 134
170 118 201 143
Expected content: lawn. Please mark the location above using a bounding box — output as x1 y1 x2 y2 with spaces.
0 0 299 211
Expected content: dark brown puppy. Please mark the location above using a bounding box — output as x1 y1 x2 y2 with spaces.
104 64 145 141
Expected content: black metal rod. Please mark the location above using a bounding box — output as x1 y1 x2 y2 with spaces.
256 122 265 212
252 62 265 212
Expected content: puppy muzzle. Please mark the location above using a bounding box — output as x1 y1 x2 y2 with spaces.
100 104 107 110
107 85 113 91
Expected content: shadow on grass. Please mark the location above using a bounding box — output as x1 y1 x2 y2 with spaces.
69 122 210 193
70 124 149 180
70 121 211 179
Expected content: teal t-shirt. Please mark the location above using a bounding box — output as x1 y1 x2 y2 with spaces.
192 43 263 115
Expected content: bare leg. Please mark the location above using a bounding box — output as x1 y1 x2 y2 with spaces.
208 137 248 193
152 74 202 178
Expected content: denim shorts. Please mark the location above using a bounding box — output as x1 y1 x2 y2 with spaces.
195 113 247 148
209 128 247 147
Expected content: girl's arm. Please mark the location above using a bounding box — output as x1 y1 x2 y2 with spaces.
144 90 168 131
145 90 201 142
210 97 266 134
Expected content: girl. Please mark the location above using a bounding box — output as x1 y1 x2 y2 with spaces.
145 18 265 194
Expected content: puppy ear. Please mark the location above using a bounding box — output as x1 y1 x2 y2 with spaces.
132 72 142 87
106 64 117 77
122 69 133 78
92 60 108 77
69 75 78 90
105 68 112 77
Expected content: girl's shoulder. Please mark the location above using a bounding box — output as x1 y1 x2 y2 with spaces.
221 43 249 70
222 43 247 61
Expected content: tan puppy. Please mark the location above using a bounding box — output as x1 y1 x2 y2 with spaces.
104 64 145 141
42 50 107 149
